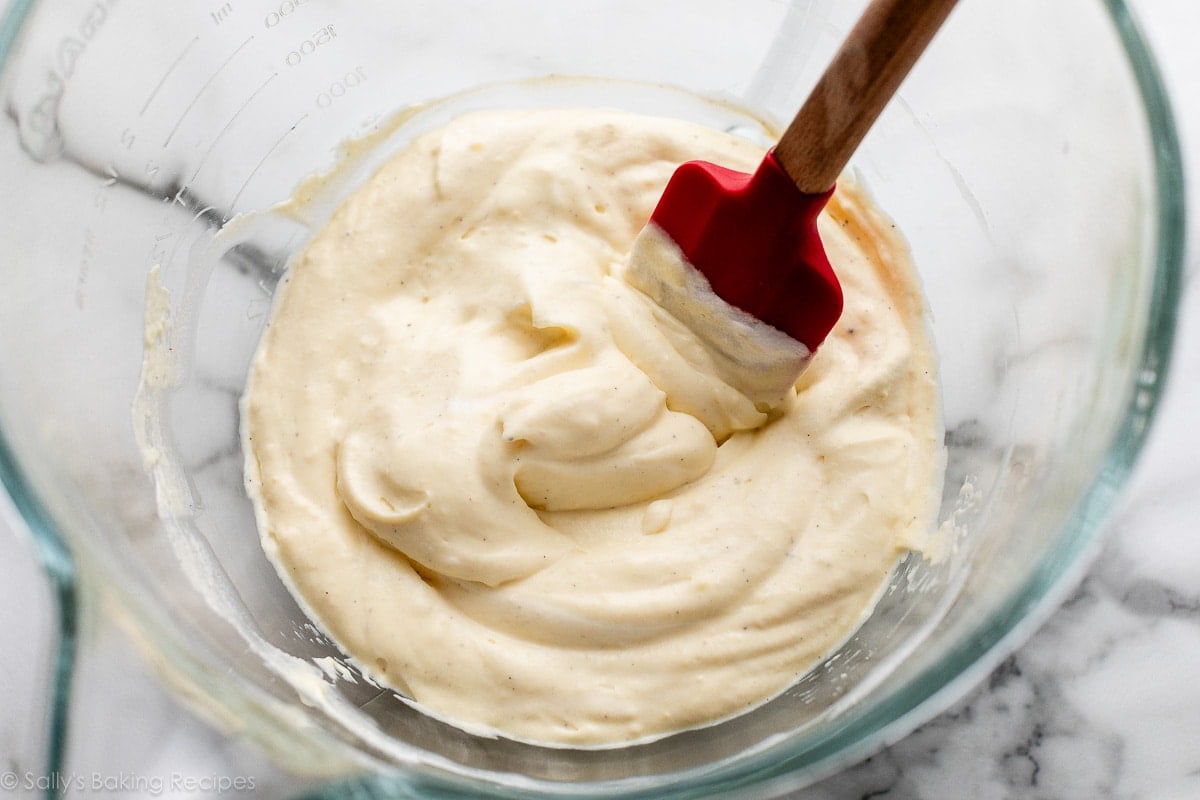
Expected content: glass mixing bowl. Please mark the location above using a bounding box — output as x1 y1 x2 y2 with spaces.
0 0 1184 797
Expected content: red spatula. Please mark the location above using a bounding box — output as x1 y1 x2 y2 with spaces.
628 0 959 406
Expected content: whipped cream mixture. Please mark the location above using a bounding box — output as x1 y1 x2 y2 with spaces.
243 108 944 746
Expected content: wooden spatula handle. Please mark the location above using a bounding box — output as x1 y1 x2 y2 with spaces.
774 0 959 194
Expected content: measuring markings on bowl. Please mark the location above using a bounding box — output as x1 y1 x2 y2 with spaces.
162 34 256 148
185 72 281 187
264 0 311 29
315 67 367 108
24 1 376 229
283 25 336 67
227 112 310 210
139 35 202 117
210 2 234 26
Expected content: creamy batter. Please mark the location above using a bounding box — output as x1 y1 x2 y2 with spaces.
243 108 944 746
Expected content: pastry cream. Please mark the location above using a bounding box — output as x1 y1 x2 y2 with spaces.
243 108 944 746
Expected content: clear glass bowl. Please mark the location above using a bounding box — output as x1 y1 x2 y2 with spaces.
0 0 1184 797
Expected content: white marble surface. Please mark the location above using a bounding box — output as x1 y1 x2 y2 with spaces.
2 1 1198 798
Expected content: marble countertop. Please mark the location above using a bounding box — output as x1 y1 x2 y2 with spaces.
2 1 1197 798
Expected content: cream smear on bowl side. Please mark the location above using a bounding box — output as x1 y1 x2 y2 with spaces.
242 107 945 747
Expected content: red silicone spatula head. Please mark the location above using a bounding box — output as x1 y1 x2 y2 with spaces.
648 151 842 353
643 0 958 359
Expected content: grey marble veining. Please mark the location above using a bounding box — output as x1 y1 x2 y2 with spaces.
791 280 1200 799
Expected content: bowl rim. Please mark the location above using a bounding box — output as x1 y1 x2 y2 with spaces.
0 0 1186 797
